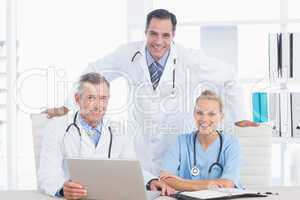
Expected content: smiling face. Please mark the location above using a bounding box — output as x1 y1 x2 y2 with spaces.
145 17 174 61
75 82 110 127
194 99 223 135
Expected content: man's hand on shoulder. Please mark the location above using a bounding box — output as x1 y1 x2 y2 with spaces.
42 106 69 118
235 120 259 127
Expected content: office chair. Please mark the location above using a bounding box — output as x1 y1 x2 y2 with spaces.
31 114 49 173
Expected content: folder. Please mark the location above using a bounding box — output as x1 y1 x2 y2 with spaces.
171 188 267 200
252 92 268 123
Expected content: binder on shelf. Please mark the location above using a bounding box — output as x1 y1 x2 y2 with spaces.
252 92 268 123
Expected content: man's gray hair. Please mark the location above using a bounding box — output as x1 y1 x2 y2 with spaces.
76 72 110 94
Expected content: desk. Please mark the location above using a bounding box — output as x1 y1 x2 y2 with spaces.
0 190 59 199
159 186 300 200
1 187 299 199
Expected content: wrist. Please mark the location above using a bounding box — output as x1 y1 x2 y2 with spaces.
192 180 212 191
63 106 69 112
146 178 159 190
55 187 64 197
206 180 219 189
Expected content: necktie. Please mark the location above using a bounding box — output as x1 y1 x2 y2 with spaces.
87 129 101 147
149 61 163 90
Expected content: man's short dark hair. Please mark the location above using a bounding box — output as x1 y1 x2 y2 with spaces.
77 72 110 94
146 9 177 32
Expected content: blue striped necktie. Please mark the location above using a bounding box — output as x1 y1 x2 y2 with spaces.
149 61 163 90
87 129 101 147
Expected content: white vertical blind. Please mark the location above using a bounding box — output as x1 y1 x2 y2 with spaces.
0 0 7 190
14 0 127 189
6 0 18 189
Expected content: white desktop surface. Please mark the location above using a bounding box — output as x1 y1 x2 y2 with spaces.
1 186 299 199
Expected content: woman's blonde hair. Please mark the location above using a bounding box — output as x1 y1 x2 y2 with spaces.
194 90 223 113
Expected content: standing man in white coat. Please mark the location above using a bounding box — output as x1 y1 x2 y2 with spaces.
45 9 257 176
38 73 173 199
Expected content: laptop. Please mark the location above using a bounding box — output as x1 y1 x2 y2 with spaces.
67 158 161 200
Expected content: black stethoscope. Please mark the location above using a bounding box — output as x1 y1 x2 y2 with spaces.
65 111 113 158
190 131 223 177
131 50 176 97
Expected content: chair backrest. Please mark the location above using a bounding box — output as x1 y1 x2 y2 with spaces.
30 113 49 173
233 124 272 187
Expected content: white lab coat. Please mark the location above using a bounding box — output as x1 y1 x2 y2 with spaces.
38 112 155 196
66 41 246 175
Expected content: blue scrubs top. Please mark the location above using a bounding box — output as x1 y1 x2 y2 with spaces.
161 131 242 188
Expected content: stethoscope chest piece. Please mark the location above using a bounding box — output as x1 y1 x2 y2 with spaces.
170 89 177 98
191 166 200 176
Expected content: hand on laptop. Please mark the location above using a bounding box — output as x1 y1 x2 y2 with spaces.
148 179 175 196
63 181 87 200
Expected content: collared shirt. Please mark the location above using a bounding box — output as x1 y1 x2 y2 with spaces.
78 114 102 147
161 131 242 188
145 47 170 73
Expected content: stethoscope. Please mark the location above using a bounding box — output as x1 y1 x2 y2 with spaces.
65 111 113 158
190 131 223 177
131 50 176 98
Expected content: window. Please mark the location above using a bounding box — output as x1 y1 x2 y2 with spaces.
154 0 280 21
0 0 6 190
175 26 201 49
238 24 280 79
0 0 6 41
14 0 127 189
288 23 300 32
288 0 300 19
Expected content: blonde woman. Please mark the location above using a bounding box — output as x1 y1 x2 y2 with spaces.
160 90 241 191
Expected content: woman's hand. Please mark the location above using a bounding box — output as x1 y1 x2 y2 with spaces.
160 171 183 181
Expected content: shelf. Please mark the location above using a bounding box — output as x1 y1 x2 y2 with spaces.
0 41 20 48
0 41 4 47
